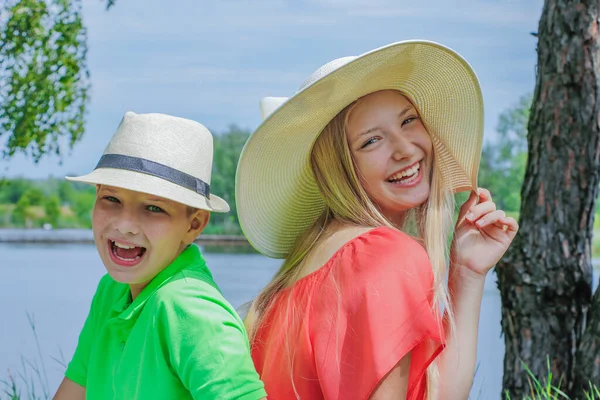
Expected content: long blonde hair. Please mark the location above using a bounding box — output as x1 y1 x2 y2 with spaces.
246 94 456 399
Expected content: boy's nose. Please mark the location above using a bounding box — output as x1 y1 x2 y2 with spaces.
113 210 141 236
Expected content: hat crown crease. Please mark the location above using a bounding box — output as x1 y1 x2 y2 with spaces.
103 112 214 184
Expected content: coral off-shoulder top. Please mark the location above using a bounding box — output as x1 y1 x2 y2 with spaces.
251 227 445 400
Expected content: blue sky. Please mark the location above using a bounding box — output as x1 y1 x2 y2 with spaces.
2 0 544 178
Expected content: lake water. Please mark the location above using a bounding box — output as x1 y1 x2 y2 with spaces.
0 243 597 399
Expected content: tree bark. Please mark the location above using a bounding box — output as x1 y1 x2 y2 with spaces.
574 279 600 394
496 0 600 397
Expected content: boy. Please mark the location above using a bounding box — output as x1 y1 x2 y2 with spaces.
53 112 266 400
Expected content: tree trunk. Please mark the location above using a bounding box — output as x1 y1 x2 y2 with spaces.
574 280 600 393
496 0 600 397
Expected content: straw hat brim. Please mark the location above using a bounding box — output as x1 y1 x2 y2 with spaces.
67 168 230 213
236 40 484 258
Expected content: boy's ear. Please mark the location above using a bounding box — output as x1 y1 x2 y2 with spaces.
186 209 210 243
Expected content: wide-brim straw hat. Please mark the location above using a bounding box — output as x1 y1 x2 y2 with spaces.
236 40 483 258
68 111 229 213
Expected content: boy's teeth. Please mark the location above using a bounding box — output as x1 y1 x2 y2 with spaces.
110 240 146 261
112 240 136 249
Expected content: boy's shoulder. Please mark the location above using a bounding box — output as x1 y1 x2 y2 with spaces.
156 264 221 300
150 257 237 314
148 263 246 333
140 244 221 302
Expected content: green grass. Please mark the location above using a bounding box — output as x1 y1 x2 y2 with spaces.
502 358 600 400
1 313 63 400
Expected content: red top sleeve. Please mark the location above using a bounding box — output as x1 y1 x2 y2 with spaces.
310 227 445 400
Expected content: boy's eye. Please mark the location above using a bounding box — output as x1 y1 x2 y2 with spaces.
103 196 120 203
147 205 164 213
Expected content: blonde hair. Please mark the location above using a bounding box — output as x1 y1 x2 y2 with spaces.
246 93 456 399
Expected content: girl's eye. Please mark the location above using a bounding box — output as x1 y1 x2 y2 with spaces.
360 137 379 149
147 205 164 213
103 196 120 203
402 116 418 127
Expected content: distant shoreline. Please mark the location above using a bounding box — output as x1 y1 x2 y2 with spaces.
0 228 249 246
2 228 600 268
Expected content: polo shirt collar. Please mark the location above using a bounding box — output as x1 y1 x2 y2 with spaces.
113 244 206 320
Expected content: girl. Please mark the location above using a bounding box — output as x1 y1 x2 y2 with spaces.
236 40 517 400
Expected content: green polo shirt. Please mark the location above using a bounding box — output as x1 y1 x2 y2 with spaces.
65 244 266 400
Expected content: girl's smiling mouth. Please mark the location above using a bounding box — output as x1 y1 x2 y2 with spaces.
386 162 422 187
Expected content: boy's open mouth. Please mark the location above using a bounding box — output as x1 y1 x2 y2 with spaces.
108 239 147 267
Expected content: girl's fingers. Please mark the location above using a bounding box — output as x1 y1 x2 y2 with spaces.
499 216 519 232
477 188 492 202
457 190 480 224
473 209 505 228
465 200 497 223
490 217 519 239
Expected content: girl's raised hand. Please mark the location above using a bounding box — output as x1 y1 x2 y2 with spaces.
452 188 519 277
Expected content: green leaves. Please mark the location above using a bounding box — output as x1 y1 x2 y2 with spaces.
206 125 251 234
0 0 90 162
479 94 532 213
43 194 60 225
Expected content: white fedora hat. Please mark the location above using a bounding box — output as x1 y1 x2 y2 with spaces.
236 40 484 258
67 111 229 213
